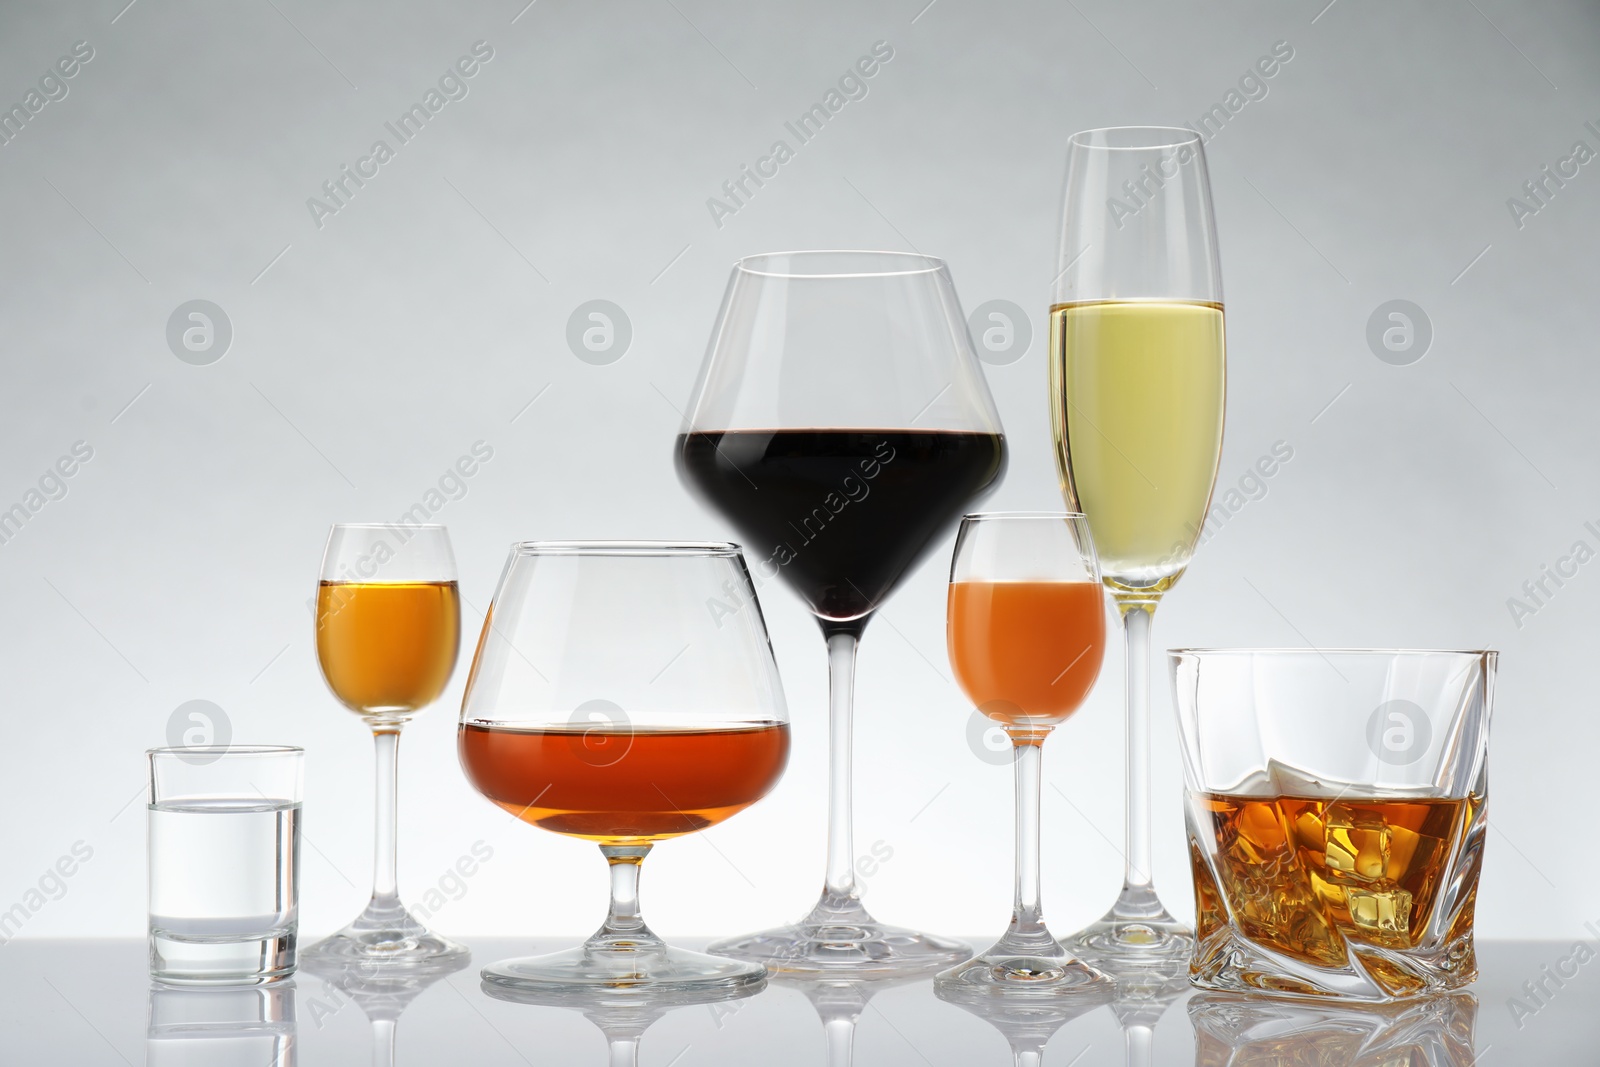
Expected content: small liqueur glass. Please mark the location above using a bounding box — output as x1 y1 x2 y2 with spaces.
303 524 468 968
936 513 1109 998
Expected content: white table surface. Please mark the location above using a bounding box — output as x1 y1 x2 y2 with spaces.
2 938 1593 1064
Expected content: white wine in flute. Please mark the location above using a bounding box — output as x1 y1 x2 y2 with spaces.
1053 126 1226 976
1049 299 1225 597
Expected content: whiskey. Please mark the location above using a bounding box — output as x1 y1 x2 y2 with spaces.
315 581 460 719
458 722 790 844
1191 792 1479 973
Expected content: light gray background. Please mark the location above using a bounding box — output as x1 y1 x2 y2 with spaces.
0 0 1594 947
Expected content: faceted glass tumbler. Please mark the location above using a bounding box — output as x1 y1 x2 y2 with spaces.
1170 649 1495 1001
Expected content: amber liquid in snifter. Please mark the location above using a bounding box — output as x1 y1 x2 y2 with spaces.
1194 792 1480 974
316 581 461 722
459 722 791 844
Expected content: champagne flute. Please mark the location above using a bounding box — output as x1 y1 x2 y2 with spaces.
1051 127 1226 975
936 513 1109 997
676 250 1007 976
458 541 790 993
303 524 468 966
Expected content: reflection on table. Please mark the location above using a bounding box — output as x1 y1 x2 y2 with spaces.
935 975 1111 1067
147 982 296 1067
12 940 1570 1065
1111 974 1187 1067
300 951 470 1067
776 969 935 1067
480 973 763 1067
1189 990 1478 1067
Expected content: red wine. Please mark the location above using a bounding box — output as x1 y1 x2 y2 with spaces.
676 429 1006 634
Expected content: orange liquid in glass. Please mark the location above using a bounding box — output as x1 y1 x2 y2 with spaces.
316 581 460 719
947 580 1106 736
458 722 790 843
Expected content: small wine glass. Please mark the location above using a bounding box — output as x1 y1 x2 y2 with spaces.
937 513 1109 997
303 524 468 967
458 541 791 994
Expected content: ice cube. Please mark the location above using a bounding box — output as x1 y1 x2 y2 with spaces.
1264 758 1435 800
1383 820 1424 880
1292 808 1326 853
1235 801 1292 863
1348 885 1412 938
1325 803 1391 882
1266 758 1367 799
1223 767 1275 797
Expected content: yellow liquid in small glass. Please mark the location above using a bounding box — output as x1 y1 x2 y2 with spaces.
315 581 460 719
1050 300 1225 597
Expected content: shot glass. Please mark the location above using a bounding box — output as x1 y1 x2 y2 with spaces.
148 746 304 985
1171 649 1495 1001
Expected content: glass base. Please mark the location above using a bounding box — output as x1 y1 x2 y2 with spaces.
482 941 767 996
1061 885 1194 981
150 929 296 986
935 935 1108 999
1191 927 1477 1002
301 897 469 969
709 893 971 978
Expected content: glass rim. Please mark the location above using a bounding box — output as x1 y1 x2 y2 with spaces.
147 745 304 758
1068 125 1203 151
1168 647 1497 658
329 522 447 531
511 540 742 558
961 510 1089 521
734 249 946 279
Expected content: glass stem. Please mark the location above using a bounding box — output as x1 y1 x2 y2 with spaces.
599 845 653 940
1125 1024 1154 1067
371 728 401 904
608 1037 640 1067
1121 603 1154 891
823 1016 855 1067
823 633 859 902
370 1017 396 1067
1011 739 1045 938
